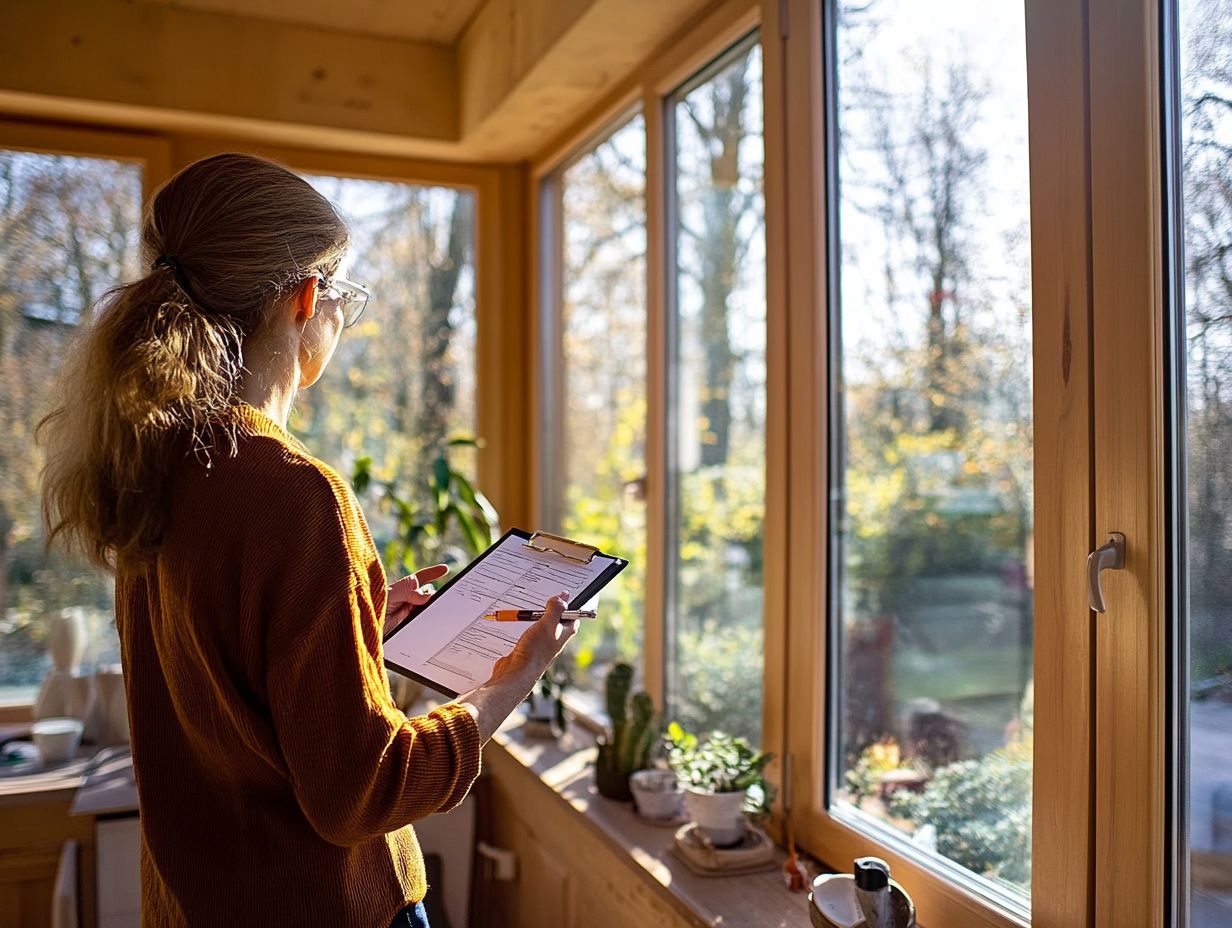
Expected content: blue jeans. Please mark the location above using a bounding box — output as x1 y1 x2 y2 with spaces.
390 901 430 928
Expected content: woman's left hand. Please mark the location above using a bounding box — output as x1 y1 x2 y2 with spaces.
384 564 449 637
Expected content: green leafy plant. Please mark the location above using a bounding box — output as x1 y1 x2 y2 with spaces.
594 663 660 799
665 722 776 816
352 436 498 572
843 738 923 807
888 744 1032 889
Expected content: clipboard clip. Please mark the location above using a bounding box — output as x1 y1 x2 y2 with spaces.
523 531 598 564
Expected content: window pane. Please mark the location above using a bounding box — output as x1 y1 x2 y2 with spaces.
1177 0 1232 922
830 1 1034 905
668 39 766 745
0 151 142 702
553 116 647 700
298 176 477 571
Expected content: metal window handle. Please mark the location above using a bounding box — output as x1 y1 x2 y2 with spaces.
1087 532 1126 613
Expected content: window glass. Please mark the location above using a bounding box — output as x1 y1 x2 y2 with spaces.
1176 0 1232 922
297 176 478 574
553 116 648 699
0 150 142 702
668 38 766 745
830 1 1034 905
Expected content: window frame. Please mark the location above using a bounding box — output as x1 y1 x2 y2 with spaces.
534 0 1138 921
772 0 1094 926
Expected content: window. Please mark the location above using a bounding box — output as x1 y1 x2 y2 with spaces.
0 149 143 702
543 115 648 701
666 36 767 745
828 0 1034 908
297 175 478 572
1176 0 1232 921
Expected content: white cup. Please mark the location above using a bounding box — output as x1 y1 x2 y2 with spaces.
32 717 84 765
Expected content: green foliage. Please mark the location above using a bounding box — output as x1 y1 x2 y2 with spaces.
889 745 1032 889
351 437 498 573
665 722 775 816
670 618 763 745
843 740 920 807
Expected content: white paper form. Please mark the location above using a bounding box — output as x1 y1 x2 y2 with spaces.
383 533 615 696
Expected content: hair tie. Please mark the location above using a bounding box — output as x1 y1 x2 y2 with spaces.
152 254 210 311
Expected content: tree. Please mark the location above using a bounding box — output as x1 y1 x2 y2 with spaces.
1181 0 1232 649
0 152 139 684
678 53 763 468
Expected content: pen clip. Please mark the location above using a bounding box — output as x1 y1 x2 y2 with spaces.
523 531 598 564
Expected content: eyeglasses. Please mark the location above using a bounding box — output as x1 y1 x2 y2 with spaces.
315 274 372 328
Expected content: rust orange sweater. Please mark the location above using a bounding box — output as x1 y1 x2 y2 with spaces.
115 403 481 927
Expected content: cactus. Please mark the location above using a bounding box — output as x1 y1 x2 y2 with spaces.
618 691 656 772
595 664 661 801
605 662 633 728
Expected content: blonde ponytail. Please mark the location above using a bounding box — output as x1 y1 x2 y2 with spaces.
40 153 349 569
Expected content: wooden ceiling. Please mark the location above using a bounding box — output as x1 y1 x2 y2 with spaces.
133 0 484 46
0 0 722 162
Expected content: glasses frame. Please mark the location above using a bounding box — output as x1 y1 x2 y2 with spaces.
315 273 372 328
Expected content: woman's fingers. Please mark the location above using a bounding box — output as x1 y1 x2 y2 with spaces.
414 564 449 587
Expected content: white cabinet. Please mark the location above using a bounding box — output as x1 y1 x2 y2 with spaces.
95 818 139 928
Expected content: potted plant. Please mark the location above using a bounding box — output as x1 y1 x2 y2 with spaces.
594 663 660 801
525 666 568 739
666 722 775 847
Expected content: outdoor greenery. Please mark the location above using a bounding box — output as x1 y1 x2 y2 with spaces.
830 0 1035 895
0 152 140 697
889 743 1033 889
351 437 498 574
557 117 649 700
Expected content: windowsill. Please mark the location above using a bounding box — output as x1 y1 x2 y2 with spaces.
487 713 813 928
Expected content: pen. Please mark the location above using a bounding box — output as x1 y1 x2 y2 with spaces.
482 609 597 622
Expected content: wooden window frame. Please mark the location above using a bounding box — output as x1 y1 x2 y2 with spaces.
1088 0 1169 923
770 0 1101 926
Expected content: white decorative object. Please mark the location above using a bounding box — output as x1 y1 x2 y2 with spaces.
630 769 683 821
32 717 84 765
87 665 129 746
683 786 748 847
34 608 91 721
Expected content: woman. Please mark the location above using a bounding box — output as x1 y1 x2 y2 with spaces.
39 153 574 927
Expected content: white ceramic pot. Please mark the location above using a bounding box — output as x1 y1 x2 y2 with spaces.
630 769 683 820
32 717 84 766
683 786 748 846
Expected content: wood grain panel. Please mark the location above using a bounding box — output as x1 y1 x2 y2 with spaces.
1024 0 1097 925
1088 0 1168 925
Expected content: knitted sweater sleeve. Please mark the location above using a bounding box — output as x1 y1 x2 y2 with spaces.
263 470 481 847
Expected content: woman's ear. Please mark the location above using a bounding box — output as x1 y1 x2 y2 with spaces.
292 275 319 323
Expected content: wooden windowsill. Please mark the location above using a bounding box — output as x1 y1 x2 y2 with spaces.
487 715 813 928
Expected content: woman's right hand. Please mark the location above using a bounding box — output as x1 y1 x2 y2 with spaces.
457 594 578 744
488 593 577 685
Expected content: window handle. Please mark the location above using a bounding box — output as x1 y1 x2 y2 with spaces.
1087 532 1126 614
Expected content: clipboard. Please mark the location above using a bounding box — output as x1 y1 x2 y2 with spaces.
382 527 628 698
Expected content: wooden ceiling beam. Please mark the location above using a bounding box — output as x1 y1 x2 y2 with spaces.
0 0 458 149
458 0 712 159
0 0 721 162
